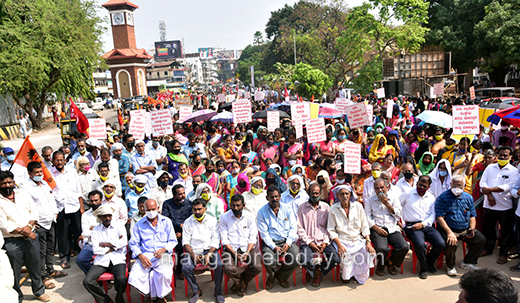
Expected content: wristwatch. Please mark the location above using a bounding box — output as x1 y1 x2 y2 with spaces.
366 238 372 243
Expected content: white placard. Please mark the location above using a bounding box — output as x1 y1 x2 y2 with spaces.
267 111 279 132
232 99 252 124
306 118 326 144
335 98 351 114
434 83 444 97
452 105 480 135
178 106 192 122
130 109 146 117
129 115 146 139
245 92 251 99
218 94 226 102
291 102 310 124
88 118 107 140
386 100 394 119
145 113 152 137
469 86 476 100
226 94 236 103
366 104 373 122
295 120 303 139
344 142 361 174
345 103 371 129
376 88 385 99
151 109 174 137
254 91 264 101
285 96 290 102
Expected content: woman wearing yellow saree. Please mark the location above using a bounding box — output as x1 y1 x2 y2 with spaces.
368 134 396 164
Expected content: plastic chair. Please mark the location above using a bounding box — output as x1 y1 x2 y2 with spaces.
258 233 297 289
95 247 132 303
369 244 403 276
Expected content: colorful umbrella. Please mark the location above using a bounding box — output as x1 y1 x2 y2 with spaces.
487 104 520 127
210 111 233 123
183 109 217 123
416 110 453 128
318 107 343 118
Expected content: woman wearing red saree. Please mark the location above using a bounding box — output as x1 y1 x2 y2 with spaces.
189 154 205 176
201 159 221 196
259 134 279 171
382 153 400 185
283 132 304 166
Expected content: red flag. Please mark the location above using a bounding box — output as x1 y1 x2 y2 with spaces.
69 98 89 134
284 86 289 97
14 137 56 188
311 95 314 102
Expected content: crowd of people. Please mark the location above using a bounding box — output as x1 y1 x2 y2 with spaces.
0 90 519 303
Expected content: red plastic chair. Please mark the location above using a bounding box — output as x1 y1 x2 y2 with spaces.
258 233 297 289
369 244 404 276
95 247 132 303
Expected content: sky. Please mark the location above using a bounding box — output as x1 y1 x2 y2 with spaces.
94 0 364 54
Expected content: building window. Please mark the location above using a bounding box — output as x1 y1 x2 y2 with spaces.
157 72 160 77
164 71 168 77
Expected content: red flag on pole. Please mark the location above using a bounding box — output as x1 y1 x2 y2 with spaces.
14 137 56 188
311 95 315 102
284 86 289 97
69 98 89 135
117 108 124 127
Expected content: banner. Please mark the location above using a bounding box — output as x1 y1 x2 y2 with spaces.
129 115 146 139
226 94 236 103
291 102 310 124
14 137 56 188
175 98 191 108
345 103 371 129
386 100 394 119
254 91 264 101
232 99 252 124
70 99 89 134
267 111 279 132
217 94 226 103
470 86 476 100
335 98 351 114
151 109 174 137
306 118 326 144
130 109 146 117
344 142 361 174
88 119 107 140
251 66 255 88
434 83 444 97
453 105 480 135
178 106 193 122
376 88 385 99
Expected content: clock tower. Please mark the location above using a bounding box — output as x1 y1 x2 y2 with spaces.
102 0 152 99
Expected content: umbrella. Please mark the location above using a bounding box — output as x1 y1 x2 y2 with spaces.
184 109 217 123
318 107 343 118
210 111 233 123
416 110 453 128
252 108 290 119
480 102 513 109
220 102 232 110
487 104 520 127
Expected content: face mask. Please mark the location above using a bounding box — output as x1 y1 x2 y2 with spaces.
201 193 210 200
435 135 443 141
416 188 427 196
309 196 321 204
470 146 478 153
417 137 424 142
404 172 414 180
252 187 263 195
367 137 375 141
405 125 411 129
0 186 14 196
172 149 181 154
127 142 135 149
240 163 247 168
446 144 454 150
135 185 145 192
86 146 95 153
233 169 240 174
459 147 466 153
235 139 243 145
146 210 158 219
158 180 169 187
336 179 345 184
180 172 188 178
338 135 346 141
194 213 206 222
194 160 201 166
451 188 463 196
289 187 300 195
317 179 325 185
103 189 114 199
501 126 509 130
78 148 86 154
6 155 15 161
266 177 275 184
252 165 260 171
498 159 510 166
438 170 448 177
100 175 109 182
207 168 215 174
33 175 43 182
376 128 382 134
232 208 243 216
153 141 159 148
128 183 134 189
423 160 431 165
372 170 381 178
289 160 297 166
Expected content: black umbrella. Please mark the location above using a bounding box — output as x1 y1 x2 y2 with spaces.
220 102 232 110
252 108 290 119
480 102 512 109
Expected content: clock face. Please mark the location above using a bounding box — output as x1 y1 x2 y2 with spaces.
112 13 124 25
126 12 134 26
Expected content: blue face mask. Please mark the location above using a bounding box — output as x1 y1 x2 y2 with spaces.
33 175 43 182
438 170 448 177
338 135 346 140
6 154 15 161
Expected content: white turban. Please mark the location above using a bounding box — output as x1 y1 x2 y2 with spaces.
331 185 357 202
133 174 148 185
93 204 114 217
110 143 124 152
250 177 265 189
195 183 212 199
287 175 304 190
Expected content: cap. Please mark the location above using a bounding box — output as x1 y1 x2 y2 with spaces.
133 175 147 184
3 147 14 154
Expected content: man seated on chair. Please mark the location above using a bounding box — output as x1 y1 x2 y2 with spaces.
364 178 408 276
220 194 261 297
257 185 299 290
83 204 128 303
297 183 340 287
401 175 445 279
128 199 177 303
182 198 225 303
77 190 104 275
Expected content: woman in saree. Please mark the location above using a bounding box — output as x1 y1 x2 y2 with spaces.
467 149 495 231
447 137 471 176
283 132 304 166
201 159 221 196
239 140 258 164
218 134 240 164
229 173 250 204
334 128 349 154
382 153 400 185
253 126 268 152
368 134 395 164
206 125 221 159
189 153 205 176
315 170 332 202
165 140 189 184
318 129 336 159
224 161 241 203
264 167 287 192
258 133 280 171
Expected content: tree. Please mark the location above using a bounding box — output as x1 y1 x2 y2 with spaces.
292 63 332 99
351 60 382 95
0 0 104 128
236 44 266 86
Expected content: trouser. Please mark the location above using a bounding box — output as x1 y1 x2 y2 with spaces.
404 225 445 273
482 208 515 256
516 216 520 252
371 230 409 270
437 226 486 269
261 239 299 283
57 209 82 262
182 249 223 295
222 248 262 285
174 242 183 275
83 262 127 303
300 244 340 278
35 223 56 279
4 236 45 303
76 244 94 275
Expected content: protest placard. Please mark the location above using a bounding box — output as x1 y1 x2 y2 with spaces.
376 88 385 99
254 91 264 101
245 92 251 99
232 99 252 124
386 99 394 119
218 94 226 102
267 111 279 132
178 106 193 122
226 94 236 103
366 104 373 122
335 98 351 114
130 109 146 117
306 118 326 144
129 115 146 139
291 102 310 124
344 142 361 174
345 103 371 129
238 90 244 98
295 120 303 139
88 118 106 140
150 109 174 137
175 98 191 108
452 105 480 135
144 112 152 137
434 83 444 97
470 86 476 100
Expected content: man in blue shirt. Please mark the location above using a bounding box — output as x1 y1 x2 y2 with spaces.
435 175 486 277
132 140 157 189
125 175 150 221
257 186 299 290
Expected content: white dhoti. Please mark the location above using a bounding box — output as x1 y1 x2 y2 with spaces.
129 253 173 299
0 250 18 303
334 239 374 284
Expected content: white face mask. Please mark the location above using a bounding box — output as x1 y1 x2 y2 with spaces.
501 126 509 130
146 211 158 219
336 179 345 184
289 160 297 166
451 188 463 196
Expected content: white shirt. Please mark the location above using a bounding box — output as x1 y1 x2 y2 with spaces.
396 176 418 199
78 171 94 202
0 188 39 238
182 214 220 254
1 161 28 186
146 145 167 171
92 177 122 197
102 196 128 225
219 210 257 252
51 166 82 214
243 190 268 218
401 189 436 227
151 185 173 212
364 191 402 234
363 176 375 202
91 222 127 267
172 178 193 195
23 179 57 230
280 189 309 219
480 163 519 211
81 209 98 245
90 158 120 180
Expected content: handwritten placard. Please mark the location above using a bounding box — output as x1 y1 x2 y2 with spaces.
178 106 193 122
306 118 326 144
335 98 351 114
245 92 251 99
88 118 106 140
434 83 444 97
344 142 361 174
452 105 480 135
345 103 371 129
218 94 226 103
254 91 264 101
226 94 236 103
366 104 373 123
267 111 279 132
151 109 174 137
295 120 303 139
386 99 394 119
469 86 476 100
291 102 310 124
376 88 385 99
232 99 252 124
129 115 146 139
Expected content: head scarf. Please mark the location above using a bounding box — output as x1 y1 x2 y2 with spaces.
331 185 357 202
291 165 305 174
195 183 213 199
110 143 124 153
265 167 287 192
93 205 115 223
418 152 435 175
286 174 305 194
154 170 172 181
76 156 89 172
250 176 266 189
269 164 281 174
429 159 452 197
333 123 348 139
414 139 431 162
235 173 250 194
369 134 395 164
315 170 332 192
375 123 385 134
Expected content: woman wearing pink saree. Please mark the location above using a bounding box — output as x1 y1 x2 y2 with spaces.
201 159 221 196
259 134 280 171
283 132 303 166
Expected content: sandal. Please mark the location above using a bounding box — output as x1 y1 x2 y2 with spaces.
275 273 290 288
43 278 55 290
311 278 321 287
50 271 68 278
375 268 385 276
265 280 274 290
341 278 350 284
237 287 247 297
231 282 239 292
61 261 71 269
387 265 398 275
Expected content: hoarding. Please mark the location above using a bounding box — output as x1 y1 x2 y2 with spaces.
154 40 183 59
